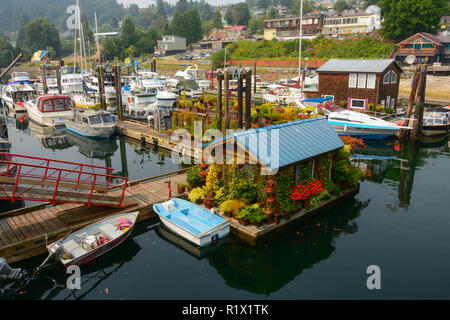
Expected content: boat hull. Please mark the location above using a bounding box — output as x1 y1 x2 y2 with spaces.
329 122 400 140
25 106 70 127
159 215 229 247
66 122 116 139
422 124 450 136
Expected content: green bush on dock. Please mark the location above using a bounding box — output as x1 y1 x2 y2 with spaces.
188 187 206 203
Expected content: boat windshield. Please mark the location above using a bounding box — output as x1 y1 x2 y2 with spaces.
101 114 113 123
89 115 102 125
137 95 156 103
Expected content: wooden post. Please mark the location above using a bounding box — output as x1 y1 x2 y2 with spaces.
245 70 252 130
97 65 106 110
217 72 223 132
113 65 123 120
237 74 243 129
210 61 214 90
411 65 427 141
253 58 257 94
406 65 421 128
56 65 62 94
41 66 48 94
224 70 230 132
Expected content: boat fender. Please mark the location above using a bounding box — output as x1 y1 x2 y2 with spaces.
211 234 219 245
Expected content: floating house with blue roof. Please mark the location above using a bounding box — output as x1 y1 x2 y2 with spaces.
204 116 344 176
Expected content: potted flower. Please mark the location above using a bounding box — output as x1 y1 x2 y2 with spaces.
177 182 187 194
187 166 202 188
236 207 250 226
203 194 215 209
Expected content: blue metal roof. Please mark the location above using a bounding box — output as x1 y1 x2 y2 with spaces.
204 116 344 171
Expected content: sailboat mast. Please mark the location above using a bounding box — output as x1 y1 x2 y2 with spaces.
95 12 101 65
298 0 303 81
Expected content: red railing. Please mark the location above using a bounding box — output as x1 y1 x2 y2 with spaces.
0 152 128 207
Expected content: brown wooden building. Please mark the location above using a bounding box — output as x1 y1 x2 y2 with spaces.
396 33 446 65
311 59 403 111
264 14 323 40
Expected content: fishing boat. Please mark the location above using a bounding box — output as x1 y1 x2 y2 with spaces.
72 93 104 109
422 106 450 136
66 108 116 139
46 212 138 267
124 90 177 121
24 94 74 127
153 198 231 247
327 110 407 140
0 73 36 113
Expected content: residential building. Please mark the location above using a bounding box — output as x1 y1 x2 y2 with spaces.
228 26 248 38
264 14 324 40
312 59 403 111
156 35 186 55
322 12 380 37
396 32 448 65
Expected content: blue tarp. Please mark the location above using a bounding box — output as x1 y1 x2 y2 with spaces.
303 98 332 103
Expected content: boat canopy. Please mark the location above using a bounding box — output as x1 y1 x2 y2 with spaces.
37 95 74 113
303 98 332 103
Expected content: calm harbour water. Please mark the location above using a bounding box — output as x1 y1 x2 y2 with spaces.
1 111 450 299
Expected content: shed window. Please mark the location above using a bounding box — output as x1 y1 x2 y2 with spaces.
349 73 357 88
350 99 365 109
367 74 376 89
357 73 367 89
390 72 398 84
383 72 390 84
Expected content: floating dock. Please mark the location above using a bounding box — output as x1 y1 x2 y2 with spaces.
0 169 188 264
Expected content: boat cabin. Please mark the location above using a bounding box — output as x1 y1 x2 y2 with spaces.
34 95 74 113
74 109 114 126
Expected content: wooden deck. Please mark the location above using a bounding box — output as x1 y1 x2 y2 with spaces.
116 119 201 161
0 170 188 264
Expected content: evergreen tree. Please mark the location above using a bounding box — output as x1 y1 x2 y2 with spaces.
120 15 137 48
379 0 449 40
170 11 186 37
23 18 62 57
212 10 223 29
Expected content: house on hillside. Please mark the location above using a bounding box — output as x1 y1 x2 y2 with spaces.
264 15 323 41
156 35 186 55
395 32 447 65
310 59 403 111
228 26 248 38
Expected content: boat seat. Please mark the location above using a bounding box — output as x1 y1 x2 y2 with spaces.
63 239 87 259
99 223 123 240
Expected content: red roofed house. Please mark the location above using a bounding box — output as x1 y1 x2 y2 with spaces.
228 26 248 38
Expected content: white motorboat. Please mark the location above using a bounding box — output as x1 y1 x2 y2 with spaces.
61 67 84 95
24 94 74 127
84 75 117 113
327 110 407 140
422 107 450 136
65 108 116 139
123 90 157 120
0 82 36 113
35 75 59 95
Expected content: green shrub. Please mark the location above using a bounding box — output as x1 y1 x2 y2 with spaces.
236 204 266 223
186 166 201 186
188 187 206 203
220 199 246 214
340 100 347 108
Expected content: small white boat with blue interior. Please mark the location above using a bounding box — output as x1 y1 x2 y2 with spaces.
327 110 407 140
153 198 231 247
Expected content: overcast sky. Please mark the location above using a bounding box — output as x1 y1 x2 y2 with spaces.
118 0 244 7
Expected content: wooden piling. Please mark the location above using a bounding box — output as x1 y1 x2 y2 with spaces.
113 65 123 120
253 59 257 94
217 72 223 132
411 65 427 141
245 70 252 130
224 70 230 132
97 65 106 110
237 74 243 128
41 66 48 94
55 64 62 95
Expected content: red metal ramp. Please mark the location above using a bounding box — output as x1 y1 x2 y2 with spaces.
0 152 128 207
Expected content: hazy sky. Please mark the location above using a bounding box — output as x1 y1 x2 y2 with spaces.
118 0 244 7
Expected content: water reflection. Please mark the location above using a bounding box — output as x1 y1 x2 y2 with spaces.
67 133 118 160
206 197 369 295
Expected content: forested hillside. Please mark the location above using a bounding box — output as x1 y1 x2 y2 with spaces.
0 0 125 31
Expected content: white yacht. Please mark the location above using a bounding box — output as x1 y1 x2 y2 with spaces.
61 66 84 96
84 74 117 113
24 94 75 127
1 82 36 113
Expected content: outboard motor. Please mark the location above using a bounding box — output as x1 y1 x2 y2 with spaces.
0 257 23 280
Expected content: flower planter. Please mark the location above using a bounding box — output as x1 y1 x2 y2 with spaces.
224 211 233 218
239 218 249 226
177 185 186 194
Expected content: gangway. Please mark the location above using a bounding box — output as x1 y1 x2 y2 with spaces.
0 152 128 207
